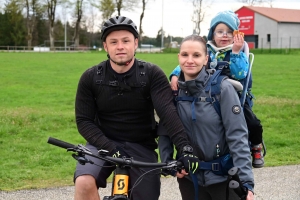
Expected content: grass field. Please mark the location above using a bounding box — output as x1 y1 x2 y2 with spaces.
0 52 299 191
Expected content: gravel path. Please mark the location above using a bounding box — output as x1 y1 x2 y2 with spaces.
1 165 299 200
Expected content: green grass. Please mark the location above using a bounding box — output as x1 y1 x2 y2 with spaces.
0 52 299 191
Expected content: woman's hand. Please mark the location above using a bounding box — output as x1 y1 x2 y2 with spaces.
232 34 244 54
176 169 188 178
246 190 255 200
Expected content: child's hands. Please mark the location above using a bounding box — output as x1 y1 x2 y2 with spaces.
170 75 179 91
232 33 244 54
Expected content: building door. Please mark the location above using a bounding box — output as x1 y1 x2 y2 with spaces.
245 35 259 49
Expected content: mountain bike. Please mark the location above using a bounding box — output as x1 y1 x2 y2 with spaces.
47 137 182 200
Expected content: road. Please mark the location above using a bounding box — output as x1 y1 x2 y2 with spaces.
1 165 299 200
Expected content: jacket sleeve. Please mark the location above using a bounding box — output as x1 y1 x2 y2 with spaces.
229 52 249 80
169 65 181 81
220 80 254 190
75 67 117 152
149 64 190 153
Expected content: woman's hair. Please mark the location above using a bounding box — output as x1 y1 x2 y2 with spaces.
180 35 207 55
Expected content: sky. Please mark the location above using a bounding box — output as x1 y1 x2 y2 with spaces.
2 0 298 40
120 0 300 38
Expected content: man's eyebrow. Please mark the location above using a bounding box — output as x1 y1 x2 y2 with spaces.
108 36 131 41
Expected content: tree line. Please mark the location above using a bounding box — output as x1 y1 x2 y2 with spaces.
0 0 186 50
0 0 268 50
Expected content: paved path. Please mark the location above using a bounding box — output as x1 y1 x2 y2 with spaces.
1 165 299 200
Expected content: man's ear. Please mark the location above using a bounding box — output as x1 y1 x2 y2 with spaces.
134 38 138 49
103 42 108 52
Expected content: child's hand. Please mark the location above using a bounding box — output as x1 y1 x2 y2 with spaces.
232 34 244 54
170 75 179 91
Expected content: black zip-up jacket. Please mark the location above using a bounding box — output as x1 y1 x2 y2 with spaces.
75 59 190 153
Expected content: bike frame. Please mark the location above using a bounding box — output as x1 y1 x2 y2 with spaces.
47 137 180 200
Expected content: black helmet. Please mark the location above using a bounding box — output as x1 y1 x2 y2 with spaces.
101 16 139 41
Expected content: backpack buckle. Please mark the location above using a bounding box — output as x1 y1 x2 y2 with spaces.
109 81 119 86
211 163 220 171
211 97 216 103
199 97 206 102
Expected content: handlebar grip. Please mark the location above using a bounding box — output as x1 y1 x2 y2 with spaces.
228 167 247 199
228 167 240 181
47 137 76 149
176 161 183 170
229 180 247 199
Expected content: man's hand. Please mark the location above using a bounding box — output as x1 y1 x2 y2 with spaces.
177 153 200 174
110 146 129 158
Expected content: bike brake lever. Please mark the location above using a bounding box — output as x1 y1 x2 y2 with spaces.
67 144 92 154
72 154 94 165
78 144 92 153
162 160 180 170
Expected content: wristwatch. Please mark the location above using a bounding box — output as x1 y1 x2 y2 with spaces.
182 145 193 154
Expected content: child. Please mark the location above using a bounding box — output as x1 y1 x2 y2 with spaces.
168 10 264 168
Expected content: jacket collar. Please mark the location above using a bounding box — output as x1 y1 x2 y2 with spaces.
178 68 210 96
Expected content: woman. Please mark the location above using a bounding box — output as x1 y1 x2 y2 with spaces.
158 34 255 200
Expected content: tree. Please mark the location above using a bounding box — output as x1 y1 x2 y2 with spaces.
115 0 137 16
72 0 84 47
237 0 268 5
24 0 41 49
191 0 211 36
45 0 57 49
99 0 114 24
35 12 49 45
4 0 26 46
85 3 98 47
156 28 167 48
138 0 148 44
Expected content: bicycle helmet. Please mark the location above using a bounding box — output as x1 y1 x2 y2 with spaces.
101 16 139 41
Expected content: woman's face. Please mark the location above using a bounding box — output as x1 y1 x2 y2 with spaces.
213 23 234 47
178 40 208 81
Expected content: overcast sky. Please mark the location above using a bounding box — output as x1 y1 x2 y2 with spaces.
2 0 298 39
121 0 300 38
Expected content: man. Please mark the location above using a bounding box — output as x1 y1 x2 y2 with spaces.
74 16 199 200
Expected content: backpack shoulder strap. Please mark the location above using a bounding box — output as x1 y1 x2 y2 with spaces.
136 59 158 131
95 60 108 85
209 75 227 118
136 59 149 89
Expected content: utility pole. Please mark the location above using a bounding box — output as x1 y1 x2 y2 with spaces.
161 0 164 49
64 4 68 51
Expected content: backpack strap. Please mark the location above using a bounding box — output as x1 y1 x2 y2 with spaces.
205 63 229 118
175 72 227 121
175 96 215 121
136 59 150 99
136 60 158 133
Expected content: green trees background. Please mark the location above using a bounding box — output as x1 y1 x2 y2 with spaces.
0 0 185 49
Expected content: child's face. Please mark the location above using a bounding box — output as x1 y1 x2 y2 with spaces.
178 40 208 81
213 23 234 47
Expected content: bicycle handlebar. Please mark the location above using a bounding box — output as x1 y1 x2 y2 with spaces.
48 137 77 149
47 137 182 170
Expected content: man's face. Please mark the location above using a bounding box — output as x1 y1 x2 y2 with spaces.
103 30 138 65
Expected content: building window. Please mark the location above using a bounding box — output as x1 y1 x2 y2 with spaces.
267 34 271 42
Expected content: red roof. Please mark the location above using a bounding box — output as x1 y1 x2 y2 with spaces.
235 6 300 23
